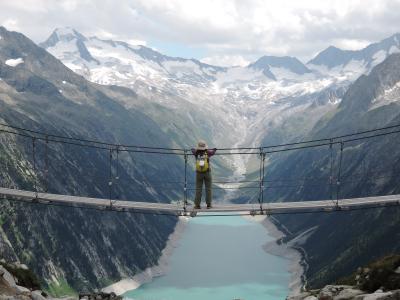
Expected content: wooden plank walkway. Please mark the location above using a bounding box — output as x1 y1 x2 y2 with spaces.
1 187 399 216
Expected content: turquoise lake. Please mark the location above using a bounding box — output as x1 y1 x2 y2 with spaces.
124 214 291 300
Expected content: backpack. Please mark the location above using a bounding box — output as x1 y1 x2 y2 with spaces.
196 151 209 173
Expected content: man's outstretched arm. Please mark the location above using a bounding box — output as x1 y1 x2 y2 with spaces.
208 148 217 157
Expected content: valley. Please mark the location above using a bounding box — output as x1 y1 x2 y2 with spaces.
0 23 400 299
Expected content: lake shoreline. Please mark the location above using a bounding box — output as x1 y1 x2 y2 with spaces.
102 216 189 296
261 216 305 296
103 214 305 298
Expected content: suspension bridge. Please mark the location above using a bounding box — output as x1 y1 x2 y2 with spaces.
1 122 400 217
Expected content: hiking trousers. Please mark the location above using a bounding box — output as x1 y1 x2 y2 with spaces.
194 171 212 206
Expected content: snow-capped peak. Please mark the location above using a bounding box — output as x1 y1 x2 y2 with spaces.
248 55 311 79
307 33 400 71
41 27 86 48
40 27 97 64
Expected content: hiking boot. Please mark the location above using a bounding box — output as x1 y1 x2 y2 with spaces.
207 204 212 209
194 205 201 209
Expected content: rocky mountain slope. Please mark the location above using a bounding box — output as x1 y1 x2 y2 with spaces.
0 26 184 294
264 53 400 288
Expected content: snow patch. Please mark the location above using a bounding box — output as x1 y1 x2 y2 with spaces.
370 81 400 110
47 39 80 59
389 45 400 55
5 58 24 67
162 60 202 76
371 50 387 67
269 66 315 81
215 66 266 87
55 27 76 37
329 97 342 105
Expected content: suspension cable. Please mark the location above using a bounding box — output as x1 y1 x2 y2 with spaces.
218 123 400 151
2 125 400 157
0 122 185 152
2 121 400 153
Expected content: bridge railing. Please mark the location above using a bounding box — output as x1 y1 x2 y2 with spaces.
1 121 400 213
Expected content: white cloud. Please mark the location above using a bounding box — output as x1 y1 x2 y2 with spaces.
201 55 250 67
1 18 20 31
0 0 400 63
127 39 147 46
333 39 372 51
94 29 117 40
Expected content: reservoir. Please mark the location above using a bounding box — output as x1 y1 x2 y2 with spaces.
124 214 293 300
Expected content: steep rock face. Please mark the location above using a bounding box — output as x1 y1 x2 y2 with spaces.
0 27 180 292
262 54 400 288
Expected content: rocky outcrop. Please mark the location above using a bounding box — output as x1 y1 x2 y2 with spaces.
78 292 121 300
287 286 400 300
288 255 400 300
0 262 69 300
0 261 127 300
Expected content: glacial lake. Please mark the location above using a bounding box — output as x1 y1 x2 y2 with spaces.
124 214 291 300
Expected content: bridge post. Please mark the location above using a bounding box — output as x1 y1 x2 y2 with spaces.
329 139 334 201
115 146 120 200
44 135 49 192
258 148 266 214
31 137 38 199
108 148 113 207
336 141 344 206
183 151 188 212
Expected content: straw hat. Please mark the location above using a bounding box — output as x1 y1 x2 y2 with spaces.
196 140 208 150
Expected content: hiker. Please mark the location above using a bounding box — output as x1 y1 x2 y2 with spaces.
191 140 217 209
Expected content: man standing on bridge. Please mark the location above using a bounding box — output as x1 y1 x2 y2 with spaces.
191 140 217 209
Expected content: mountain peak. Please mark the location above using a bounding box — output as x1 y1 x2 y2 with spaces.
308 34 400 69
40 27 86 49
307 46 349 68
40 27 98 64
54 27 86 41
248 55 311 79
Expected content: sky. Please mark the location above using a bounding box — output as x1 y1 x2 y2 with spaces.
1 0 400 66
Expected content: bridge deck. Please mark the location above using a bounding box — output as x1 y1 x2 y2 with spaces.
1 187 399 216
